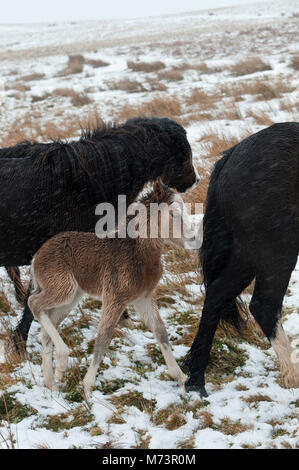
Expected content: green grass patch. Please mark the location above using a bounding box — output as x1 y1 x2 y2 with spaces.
42 405 92 432
0 392 37 423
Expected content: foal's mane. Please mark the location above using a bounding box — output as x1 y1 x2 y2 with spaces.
137 184 174 208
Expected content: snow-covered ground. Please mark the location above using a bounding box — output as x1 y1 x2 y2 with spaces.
0 0 298 449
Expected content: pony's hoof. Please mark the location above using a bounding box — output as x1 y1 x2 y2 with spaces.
185 379 208 397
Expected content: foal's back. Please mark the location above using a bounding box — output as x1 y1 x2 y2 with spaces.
33 231 162 301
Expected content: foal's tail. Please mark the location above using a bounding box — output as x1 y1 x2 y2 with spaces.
200 150 247 332
5 266 27 304
30 257 41 296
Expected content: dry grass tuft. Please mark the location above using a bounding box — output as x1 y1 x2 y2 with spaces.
110 391 156 415
11 82 31 93
229 57 272 76
220 79 294 101
145 78 168 92
127 60 165 73
85 58 109 68
174 61 221 74
199 410 214 428
20 73 45 82
246 109 274 126
183 166 210 207
153 404 187 430
108 78 146 93
60 54 84 75
197 131 241 161
158 69 184 82
52 87 92 106
290 54 299 71
186 88 219 110
243 394 273 403
216 417 253 435
0 113 80 146
118 95 182 121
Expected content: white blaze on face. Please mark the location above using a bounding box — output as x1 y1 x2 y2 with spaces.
187 164 200 192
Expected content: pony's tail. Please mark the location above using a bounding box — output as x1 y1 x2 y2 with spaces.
5 266 27 304
200 151 247 332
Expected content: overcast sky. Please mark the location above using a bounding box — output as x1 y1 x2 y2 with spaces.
0 0 267 24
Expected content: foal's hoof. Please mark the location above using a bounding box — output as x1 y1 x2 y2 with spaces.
185 380 208 397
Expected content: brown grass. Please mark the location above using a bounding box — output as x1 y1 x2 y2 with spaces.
243 394 273 403
118 95 182 121
216 417 253 435
60 54 84 75
219 106 243 120
71 92 92 107
176 61 222 74
0 111 86 147
158 69 184 82
145 78 168 92
127 60 165 73
186 88 219 110
109 78 146 93
85 58 109 68
52 87 92 106
183 166 210 206
220 79 294 101
20 73 45 82
31 93 51 103
229 57 272 76
290 54 299 71
246 109 274 126
153 404 187 430
12 82 31 93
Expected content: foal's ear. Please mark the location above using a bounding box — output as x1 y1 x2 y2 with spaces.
153 178 166 202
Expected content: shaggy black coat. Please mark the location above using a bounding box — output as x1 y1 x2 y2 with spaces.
185 122 299 396
0 117 198 347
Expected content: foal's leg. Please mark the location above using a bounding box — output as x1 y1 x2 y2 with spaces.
133 296 186 387
40 326 55 389
185 248 254 396
83 297 126 396
28 283 78 386
249 246 299 388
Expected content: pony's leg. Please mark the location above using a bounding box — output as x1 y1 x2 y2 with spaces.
249 247 299 388
83 298 126 397
185 250 254 396
133 296 186 387
6 266 26 304
11 284 34 354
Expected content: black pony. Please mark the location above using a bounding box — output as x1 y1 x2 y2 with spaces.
0 116 198 349
185 122 299 396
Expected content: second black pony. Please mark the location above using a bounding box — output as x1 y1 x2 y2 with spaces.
185 122 299 396
0 116 198 349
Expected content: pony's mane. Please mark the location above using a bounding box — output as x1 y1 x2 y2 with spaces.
0 119 163 194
